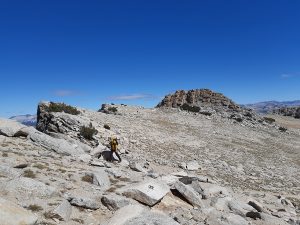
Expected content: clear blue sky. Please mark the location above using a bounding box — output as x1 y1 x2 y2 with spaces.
1 0 299 117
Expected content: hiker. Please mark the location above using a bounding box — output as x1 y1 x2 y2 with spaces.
109 137 121 162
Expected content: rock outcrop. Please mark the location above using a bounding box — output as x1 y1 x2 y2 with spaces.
273 106 300 119
157 89 240 113
156 89 286 129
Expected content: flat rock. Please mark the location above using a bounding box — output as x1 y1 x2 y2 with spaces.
28 129 86 156
123 180 170 206
0 197 38 225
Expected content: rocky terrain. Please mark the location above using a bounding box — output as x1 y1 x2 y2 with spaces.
0 90 299 225
244 101 300 114
273 107 300 119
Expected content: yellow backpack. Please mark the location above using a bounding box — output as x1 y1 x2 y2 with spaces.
111 138 118 151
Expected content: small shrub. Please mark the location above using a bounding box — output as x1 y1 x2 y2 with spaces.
72 218 84 224
106 186 117 192
43 211 61 220
2 152 8 157
199 111 212 116
23 169 36 178
81 174 93 183
33 163 47 170
58 168 67 173
264 117 276 124
180 103 200 113
279 127 287 132
103 124 110 130
47 102 80 115
28 204 43 212
235 117 243 122
80 123 98 140
107 107 118 113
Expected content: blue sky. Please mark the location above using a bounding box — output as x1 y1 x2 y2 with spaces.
0 0 299 117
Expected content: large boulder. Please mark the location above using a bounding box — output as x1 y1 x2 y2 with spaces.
174 181 204 208
67 195 101 210
101 193 135 210
27 128 86 156
123 180 170 206
85 169 110 189
0 198 38 225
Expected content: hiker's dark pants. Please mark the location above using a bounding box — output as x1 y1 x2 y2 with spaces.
110 150 121 162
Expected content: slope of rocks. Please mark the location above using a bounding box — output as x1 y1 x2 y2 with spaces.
0 101 299 225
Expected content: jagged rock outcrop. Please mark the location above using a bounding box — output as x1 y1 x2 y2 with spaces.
156 89 281 128
273 106 300 119
36 101 99 146
157 89 240 113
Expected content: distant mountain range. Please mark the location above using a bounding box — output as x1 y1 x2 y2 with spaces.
243 100 300 114
9 114 37 126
